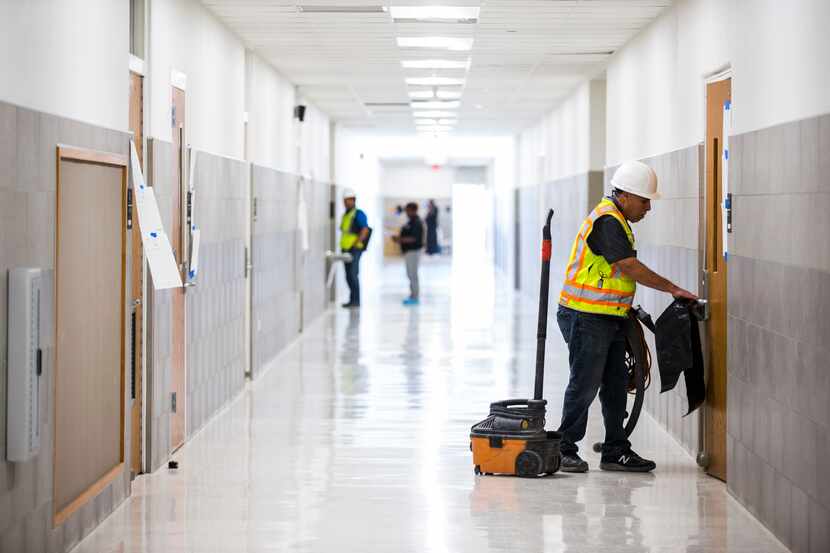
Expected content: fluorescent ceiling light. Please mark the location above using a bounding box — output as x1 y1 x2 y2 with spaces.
436 89 462 100
417 125 454 132
408 90 434 99
406 77 466 86
390 6 479 22
413 110 457 118
401 59 470 70
414 118 438 125
438 119 458 125
397 37 474 51
298 5 387 13
411 100 460 110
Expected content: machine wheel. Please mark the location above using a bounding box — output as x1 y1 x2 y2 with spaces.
592 441 603 453
546 455 561 475
515 450 543 477
474 465 482 475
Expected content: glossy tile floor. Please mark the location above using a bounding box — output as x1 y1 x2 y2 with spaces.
73 258 789 553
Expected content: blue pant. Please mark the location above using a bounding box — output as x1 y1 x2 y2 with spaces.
344 248 362 305
556 305 631 456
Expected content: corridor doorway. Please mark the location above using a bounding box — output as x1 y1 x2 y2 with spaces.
703 76 731 481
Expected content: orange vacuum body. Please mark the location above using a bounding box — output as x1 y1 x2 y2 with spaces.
470 399 561 477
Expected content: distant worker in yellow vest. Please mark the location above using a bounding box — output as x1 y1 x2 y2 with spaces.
557 161 697 474
340 188 370 308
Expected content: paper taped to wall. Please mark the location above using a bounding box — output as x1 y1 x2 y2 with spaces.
189 228 200 280
131 141 183 290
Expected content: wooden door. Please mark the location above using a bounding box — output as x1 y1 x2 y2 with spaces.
54 147 127 525
704 77 731 481
128 70 144 477
170 86 186 450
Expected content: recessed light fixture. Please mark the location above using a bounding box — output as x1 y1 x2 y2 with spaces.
408 90 435 99
401 59 470 70
396 37 474 51
475 104 484 109
411 100 460 110
406 77 466 86
298 5 387 13
413 110 457 118
390 6 479 22
436 89 462 100
417 125 454 132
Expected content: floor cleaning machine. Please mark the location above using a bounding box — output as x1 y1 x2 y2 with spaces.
470 209 562 477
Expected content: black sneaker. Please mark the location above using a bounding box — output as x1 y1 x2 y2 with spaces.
560 453 589 473
599 449 656 472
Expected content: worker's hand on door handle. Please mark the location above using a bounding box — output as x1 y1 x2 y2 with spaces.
669 285 699 301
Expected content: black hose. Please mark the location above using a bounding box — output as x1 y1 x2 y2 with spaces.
622 313 651 437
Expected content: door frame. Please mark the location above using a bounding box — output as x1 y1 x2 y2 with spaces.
53 145 129 526
699 66 732 481
128 66 145 478
170 81 188 452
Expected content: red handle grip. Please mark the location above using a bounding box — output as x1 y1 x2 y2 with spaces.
542 240 552 262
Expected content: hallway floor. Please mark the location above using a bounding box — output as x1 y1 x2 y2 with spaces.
73 258 788 553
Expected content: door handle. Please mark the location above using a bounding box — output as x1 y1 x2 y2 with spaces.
693 299 710 321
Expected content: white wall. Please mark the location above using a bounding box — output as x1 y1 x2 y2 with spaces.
379 162 456 199
589 79 607 171
298 100 331 182
606 0 830 165
0 0 128 130
516 78 606 186
334 127 383 219
245 51 296 173
148 0 246 158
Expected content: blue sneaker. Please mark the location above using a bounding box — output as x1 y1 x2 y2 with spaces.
402 297 420 306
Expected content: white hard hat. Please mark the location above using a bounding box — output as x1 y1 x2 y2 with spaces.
342 187 357 199
611 161 660 200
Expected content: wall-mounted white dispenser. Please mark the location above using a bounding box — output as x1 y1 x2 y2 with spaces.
6 268 45 462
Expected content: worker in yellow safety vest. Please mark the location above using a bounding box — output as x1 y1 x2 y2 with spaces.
340 188 370 308
556 160 698 474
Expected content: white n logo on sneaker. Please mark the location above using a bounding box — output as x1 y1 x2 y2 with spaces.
619 455 631 464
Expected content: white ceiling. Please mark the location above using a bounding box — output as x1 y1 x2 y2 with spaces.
201 0 673 135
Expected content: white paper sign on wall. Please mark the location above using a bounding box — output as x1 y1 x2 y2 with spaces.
131 141 183 290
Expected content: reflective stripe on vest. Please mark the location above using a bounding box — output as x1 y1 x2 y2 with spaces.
559 197 636 317
340 208 358 250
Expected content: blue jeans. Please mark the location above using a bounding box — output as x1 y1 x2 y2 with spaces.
344 248 362 305
556 305 631 457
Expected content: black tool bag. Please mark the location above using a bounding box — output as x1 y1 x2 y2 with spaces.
654 299 706 415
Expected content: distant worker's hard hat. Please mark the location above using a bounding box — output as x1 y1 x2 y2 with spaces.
342 187 357 199
611 161 660 200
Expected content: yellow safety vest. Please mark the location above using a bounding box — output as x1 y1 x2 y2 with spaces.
340 208 359 250
559 198 636 317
